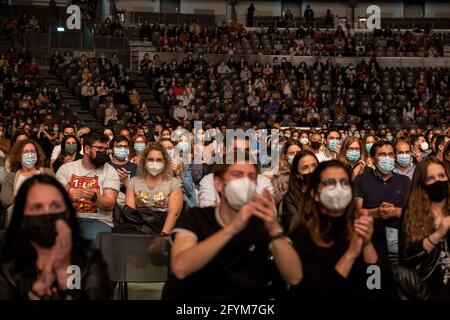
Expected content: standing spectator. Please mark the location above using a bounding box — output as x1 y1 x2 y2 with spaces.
304 4 314 24
55 132 120 246
324 9 334 28
247 3 255 27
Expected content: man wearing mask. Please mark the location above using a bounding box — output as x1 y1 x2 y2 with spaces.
162 157 302 299
316 130 341 163
433 135 450 162
354 140 410 257
411 134 431 161
108 136 137 207
56 132 120 246
393 138 416 180
308 133 323 155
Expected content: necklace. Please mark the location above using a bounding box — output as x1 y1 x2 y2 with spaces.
437 239 450 285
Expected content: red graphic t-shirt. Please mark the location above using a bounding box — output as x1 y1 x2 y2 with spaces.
68 175 100 213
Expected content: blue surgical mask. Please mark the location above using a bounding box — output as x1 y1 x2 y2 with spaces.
22 152 37 169
396 154 411 167
376 156 395 174
327 139 340 152
346 150 360 162
114 147 129 161
366 143 373 154
134 142 146 153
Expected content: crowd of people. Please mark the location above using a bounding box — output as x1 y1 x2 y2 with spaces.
0 18 450 300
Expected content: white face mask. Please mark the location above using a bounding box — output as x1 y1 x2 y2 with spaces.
300 138 309 145
287 154 295 165
319 183 352 212
420 141 429 151
224 176 256 211
146 161 164 176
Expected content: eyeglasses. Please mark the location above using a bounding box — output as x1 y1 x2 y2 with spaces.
320 178 351 189
90 145 109 152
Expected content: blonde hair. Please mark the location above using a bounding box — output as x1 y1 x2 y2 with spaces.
137 142 173 180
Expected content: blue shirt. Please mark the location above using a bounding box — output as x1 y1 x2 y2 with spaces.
109 162 137 194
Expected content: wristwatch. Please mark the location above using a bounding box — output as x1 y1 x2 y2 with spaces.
90 192 97 202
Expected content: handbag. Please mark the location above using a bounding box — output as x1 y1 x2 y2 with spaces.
390 260 431 300
113 205 166 235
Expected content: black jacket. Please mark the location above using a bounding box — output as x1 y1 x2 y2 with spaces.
0 248 111 300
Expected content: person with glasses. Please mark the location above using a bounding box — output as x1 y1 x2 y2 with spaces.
0 139 53 226
354 140 411 258
108 135 137 207
288 160 390 300
56 131 120 246
337 136 368 180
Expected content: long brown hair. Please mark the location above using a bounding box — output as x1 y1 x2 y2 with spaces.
8 139 46 172
404 158 449 242
290 160 355 248
337 136 367 167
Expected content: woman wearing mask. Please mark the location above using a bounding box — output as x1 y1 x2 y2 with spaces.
399 158 450 299
124 142 183 235
281 150 318 230
288 160 389 299
129 134 148 165
0 174 111 299
272 141 302 206
52 135 82 173
162 157 302 300
0 139 53 225
338 137 368 179
362 134 377 168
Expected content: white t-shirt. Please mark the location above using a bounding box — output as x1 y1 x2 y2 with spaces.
56 159 120 227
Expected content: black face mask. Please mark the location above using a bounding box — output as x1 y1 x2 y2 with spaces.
311 141 322 150
301 172 313 187
91 151 110 168
425 180 449 203
23 212 68 248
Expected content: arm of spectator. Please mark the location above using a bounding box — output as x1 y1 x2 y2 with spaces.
125 182 136 209
0 172 14 208
94 188 118 212
161 187 183 234
198 174 219 208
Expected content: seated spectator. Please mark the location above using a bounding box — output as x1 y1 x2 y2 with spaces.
393 138 416 180
52 134 83 174
0 139 53 224
288 160 390 299
108 136 137 208
399 158 450 299
272 141 302 206
316 130 341 163
55 132 120 246
162 160 302 300
0 174 111 300
354 140 411 257
281 150 318 231
123 142 183 235
129 134 148 165
103 102 117 127
337 137 368 180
